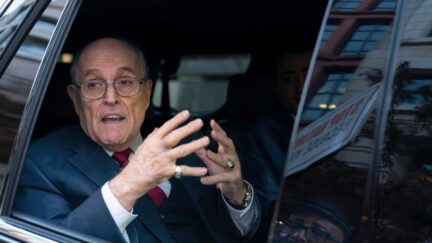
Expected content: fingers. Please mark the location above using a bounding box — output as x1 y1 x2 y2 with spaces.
164 119 203 147
206 149 227 168
178 165 208 177
200 172 234 185
155 110 190 138
167 136 210 159
210 130 235 155
210 119 226 136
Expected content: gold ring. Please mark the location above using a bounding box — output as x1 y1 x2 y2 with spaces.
174 165 182 179
226 160 235 169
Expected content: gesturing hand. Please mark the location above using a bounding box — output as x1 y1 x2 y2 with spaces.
109 110 209 210
196 120 247 206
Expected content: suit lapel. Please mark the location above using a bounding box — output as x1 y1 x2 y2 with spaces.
67 137 119 188
65 127 170 242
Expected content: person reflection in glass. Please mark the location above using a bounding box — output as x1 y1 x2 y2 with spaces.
273 195 351 243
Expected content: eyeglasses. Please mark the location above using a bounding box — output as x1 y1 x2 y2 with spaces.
279 219 341 243
74 77 145 99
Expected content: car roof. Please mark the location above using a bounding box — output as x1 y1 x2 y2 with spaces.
61 0 327 55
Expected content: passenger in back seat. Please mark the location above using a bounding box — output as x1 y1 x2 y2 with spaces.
230 49 312 242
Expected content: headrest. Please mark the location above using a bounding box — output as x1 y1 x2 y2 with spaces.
225 74 275 117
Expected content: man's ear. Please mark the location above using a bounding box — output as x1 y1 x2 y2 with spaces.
67 84 79 114
145 79 153 104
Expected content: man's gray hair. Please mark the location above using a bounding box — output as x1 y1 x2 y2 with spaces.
70 38 148 84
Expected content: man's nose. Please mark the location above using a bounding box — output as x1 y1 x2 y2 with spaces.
103 83 119 104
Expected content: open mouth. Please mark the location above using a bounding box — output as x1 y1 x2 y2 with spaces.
101 114 126 123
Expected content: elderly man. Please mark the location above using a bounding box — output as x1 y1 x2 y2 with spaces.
14 38 259 243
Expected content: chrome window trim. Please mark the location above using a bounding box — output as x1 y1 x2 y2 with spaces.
0 216 56 242
0 0 13 18
0 0 50 78
0 0 81 216
359 0 404 239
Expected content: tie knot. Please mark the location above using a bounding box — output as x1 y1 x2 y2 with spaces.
112 148 133 167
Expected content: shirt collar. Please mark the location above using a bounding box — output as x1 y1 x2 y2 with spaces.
103 133 143 156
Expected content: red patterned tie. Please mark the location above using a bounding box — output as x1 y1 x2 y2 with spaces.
112 149 167 208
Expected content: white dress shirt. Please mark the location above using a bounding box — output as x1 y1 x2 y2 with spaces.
101 134 258 242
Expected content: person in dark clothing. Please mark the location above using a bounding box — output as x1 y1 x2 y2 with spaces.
228 50 312 242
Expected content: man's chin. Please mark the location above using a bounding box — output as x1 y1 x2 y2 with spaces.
97 134 130 151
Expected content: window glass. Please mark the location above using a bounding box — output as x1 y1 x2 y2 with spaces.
271 0 397 241
332 0 361 10
302 71 352 121
0 0 66 193
0 0 34 57
395 78 432 105
376 0 432 237
375 0 397 11
341 23 390 55
0 0 11 14
321 23 338 46
152 54 250 113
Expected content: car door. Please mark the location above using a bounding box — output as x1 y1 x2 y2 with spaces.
271 0 432 242
0 0 108 241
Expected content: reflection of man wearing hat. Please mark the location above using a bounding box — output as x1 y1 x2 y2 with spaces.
274 194 352 243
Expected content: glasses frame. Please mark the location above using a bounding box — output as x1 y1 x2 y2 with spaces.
74 77 146 99
281 219 342 243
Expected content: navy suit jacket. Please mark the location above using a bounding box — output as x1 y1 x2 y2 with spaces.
222 103 293 242
14 124 258 243
224 104 294 210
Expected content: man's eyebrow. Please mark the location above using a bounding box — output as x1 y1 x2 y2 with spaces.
83 69 100 77
117 66 136 74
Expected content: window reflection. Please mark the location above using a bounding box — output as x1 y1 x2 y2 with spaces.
0 0 64 183
0 0 34 57
332 0 361 10
272 0 398 241
302 72 352 121
375 0 397 11
396 79 432 104
341 24 390 56
321 24 338 47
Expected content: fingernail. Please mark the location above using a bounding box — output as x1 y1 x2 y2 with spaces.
195 118 203 125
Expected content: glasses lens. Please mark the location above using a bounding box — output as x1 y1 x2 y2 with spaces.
306 227 331 243
115 78 141 96
81 79 106 99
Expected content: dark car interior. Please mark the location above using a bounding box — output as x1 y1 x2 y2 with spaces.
6 0 432 242
33 0 327 140
24 0 327 241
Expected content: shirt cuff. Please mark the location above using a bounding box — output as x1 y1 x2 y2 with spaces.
101 182 137 232
222 181 254 216
221 180 257 235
